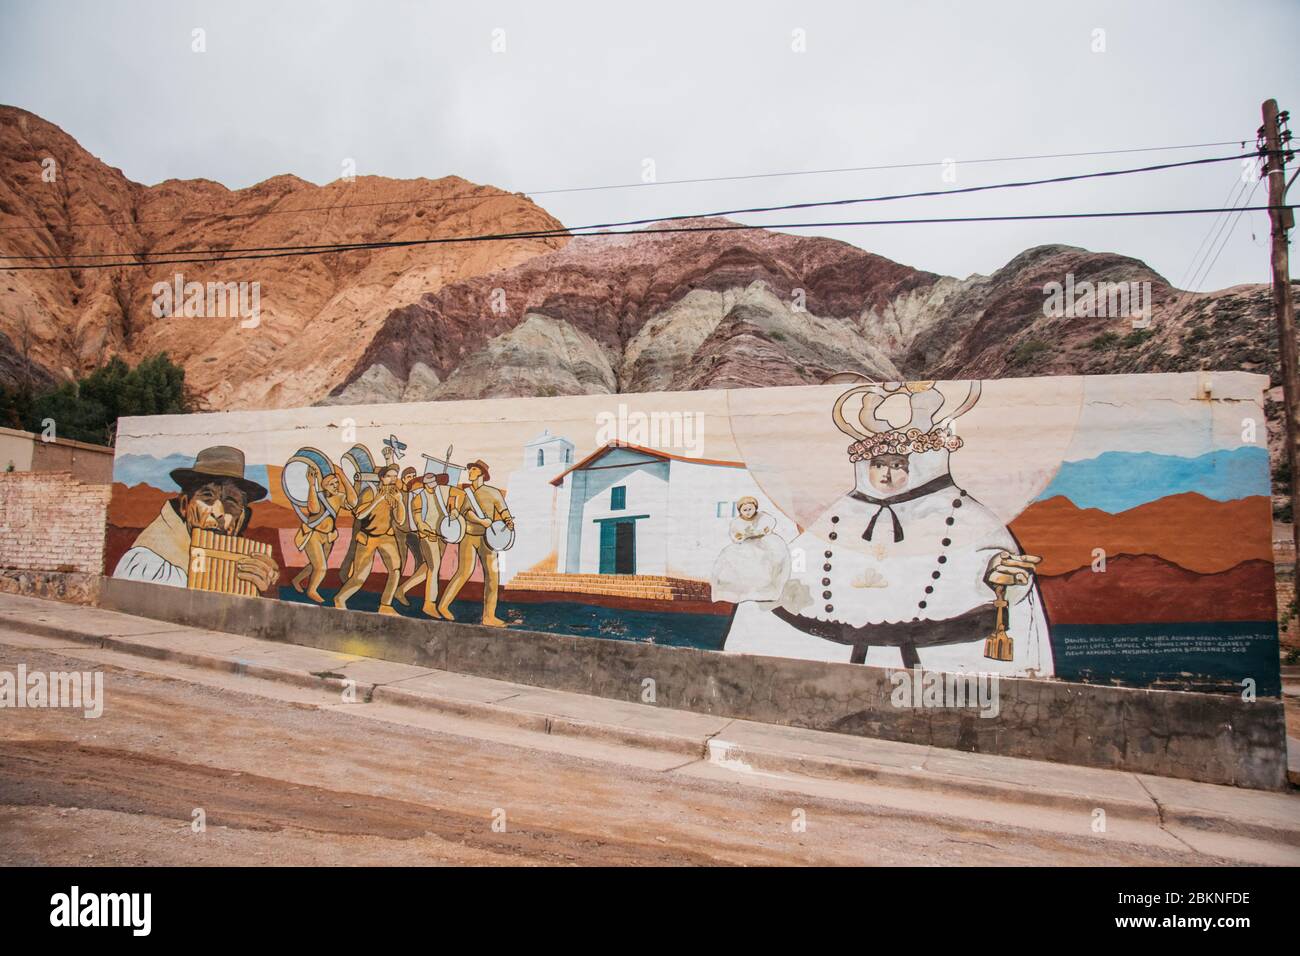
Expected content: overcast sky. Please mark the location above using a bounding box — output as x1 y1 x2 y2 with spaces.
1 0 1296 290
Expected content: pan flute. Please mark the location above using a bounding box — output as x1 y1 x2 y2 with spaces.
187 528 273 597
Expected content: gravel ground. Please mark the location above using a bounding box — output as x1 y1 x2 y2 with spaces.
0 642 1244 867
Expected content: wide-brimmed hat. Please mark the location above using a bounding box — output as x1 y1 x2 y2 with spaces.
170 445 268 502
466 459 491 481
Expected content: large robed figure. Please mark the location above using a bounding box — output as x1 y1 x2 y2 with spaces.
725 380 1054 677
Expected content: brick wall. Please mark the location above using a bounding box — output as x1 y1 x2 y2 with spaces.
0 471 111 603
1275 563 1298 651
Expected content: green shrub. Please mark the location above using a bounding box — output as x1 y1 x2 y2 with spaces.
1009 339 1050 367
10 353 190 447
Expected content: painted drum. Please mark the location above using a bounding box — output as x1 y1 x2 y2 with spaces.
485 519 515 552
341 444 378 490
435 484 466 543
438 513 467 544
281 447 334 508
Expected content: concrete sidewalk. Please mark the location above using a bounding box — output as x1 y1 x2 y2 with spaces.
1 591 1297 856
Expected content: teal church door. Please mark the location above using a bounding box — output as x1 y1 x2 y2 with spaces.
599 520 636 574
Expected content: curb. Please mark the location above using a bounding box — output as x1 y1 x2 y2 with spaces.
2 609 1297 845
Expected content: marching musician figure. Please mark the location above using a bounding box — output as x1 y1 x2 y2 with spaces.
334 463 406 615
436 460 514 627
290 463 354 604
113 445 280 593
395 471 465 618
390 466 419 601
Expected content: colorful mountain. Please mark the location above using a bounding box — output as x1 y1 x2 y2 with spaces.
113 452 271 496
108 481 298 532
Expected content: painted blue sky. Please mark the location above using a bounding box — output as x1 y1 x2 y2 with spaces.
1034 447 1270 513
114 453 271 495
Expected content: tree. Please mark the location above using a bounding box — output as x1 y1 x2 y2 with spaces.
23 353 191 446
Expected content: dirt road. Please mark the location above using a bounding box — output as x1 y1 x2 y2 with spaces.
0 639 1250 866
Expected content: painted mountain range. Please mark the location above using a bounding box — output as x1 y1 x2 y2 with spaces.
1009 446 1276 626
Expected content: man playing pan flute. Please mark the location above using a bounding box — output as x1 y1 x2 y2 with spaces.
113 445 279 592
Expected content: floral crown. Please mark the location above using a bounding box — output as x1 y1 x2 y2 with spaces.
848 426 963 462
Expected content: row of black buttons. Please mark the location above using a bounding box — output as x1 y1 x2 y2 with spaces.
824 541 834 612
821 491 967 619
917 494 966 613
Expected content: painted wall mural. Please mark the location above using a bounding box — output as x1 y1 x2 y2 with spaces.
103 371 1282 695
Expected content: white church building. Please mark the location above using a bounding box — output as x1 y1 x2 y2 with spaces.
503 431 794 592
502 430 574 583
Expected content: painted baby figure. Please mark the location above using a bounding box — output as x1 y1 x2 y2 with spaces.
724 380 1054 676
710 495 791 603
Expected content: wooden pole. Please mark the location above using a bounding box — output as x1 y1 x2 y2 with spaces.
1261 99 1299 611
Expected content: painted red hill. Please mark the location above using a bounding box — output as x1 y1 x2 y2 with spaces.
108 482 171 529
109 481 299 531
1036 554 1275 624
1009 492 1273 577
104 481 301 581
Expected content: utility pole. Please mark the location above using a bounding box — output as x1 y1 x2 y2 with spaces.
1261 99 1298 610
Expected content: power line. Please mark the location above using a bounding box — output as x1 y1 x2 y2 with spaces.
1158 174 1259 326
0 137 1250 235
1164 177 1247 320
0 152 1256 263
1175 174 1248 291
4 204 1294 272
1188 178 1263 292
523 139 1254 193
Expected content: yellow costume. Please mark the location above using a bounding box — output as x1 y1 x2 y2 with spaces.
334 484 405 613
290 482 345 603
437 479 512 626
397 483 465 616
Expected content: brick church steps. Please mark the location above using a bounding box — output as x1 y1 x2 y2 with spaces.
507 570 714 602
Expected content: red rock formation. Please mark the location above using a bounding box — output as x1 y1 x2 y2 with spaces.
338 227 1282 409
2 106 1283 425
331 216 939 403
0 106 567 409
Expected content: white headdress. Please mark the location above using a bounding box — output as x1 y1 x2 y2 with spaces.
831 379 982 488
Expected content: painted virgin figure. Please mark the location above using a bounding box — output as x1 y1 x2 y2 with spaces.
710 496 790 603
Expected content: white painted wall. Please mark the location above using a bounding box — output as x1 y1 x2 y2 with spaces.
575 459 670 574
666 462 800 579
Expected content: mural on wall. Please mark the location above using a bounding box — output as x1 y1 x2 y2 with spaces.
104 371 1282 695
724 380 1052 675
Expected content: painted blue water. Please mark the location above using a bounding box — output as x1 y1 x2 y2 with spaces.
276 589 1278 695
276 586 731 650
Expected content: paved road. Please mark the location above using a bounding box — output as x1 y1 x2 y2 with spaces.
1 631 1264 867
